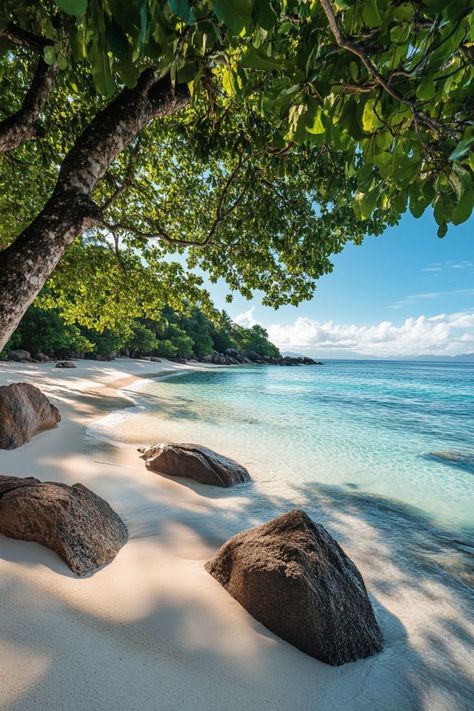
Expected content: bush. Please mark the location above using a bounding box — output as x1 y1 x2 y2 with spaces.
155 339 177 358
126 323 159 357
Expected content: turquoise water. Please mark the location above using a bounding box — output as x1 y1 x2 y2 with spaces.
97 360 474 537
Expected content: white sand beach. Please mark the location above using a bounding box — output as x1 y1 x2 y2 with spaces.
0 359 472 711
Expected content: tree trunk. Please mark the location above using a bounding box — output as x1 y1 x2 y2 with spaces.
0 71 189 351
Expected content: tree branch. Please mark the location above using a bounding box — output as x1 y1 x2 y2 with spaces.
101 157 249 249
2 23 50 52
0 58 57 153
319 0 445 137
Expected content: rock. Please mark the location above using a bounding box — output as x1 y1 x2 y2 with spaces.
205 509 383 665
0 475 128 576
34 352 49 362
428 450 474 473
8 349 31 362
0 383 61 450
224 348 240 357
55 360 76 369
139 443 251 487
150 357 162 362
245 351 260 362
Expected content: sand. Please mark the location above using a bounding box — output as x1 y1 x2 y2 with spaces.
0 358 472 711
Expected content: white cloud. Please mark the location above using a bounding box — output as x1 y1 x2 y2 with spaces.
264 311 474 357
234 307 257 328
389 288 474 309
422 260 474 272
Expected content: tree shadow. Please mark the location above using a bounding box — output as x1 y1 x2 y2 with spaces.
1 448 473 710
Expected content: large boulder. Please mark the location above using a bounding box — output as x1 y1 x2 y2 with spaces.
0 383 61 450
205 509 383 665
139 443 251 487
8 349 31 362
0 475 128 576
245 351 260 362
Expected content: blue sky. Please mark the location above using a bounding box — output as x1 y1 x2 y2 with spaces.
201 210 474 357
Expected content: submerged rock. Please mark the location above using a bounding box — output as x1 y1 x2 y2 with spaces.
428 450 474 473
139 443 251 487
0 382 61 449
205 509 383 665
0 475 128 576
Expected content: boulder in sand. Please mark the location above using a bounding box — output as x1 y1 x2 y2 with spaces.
0 382 61 449
55 360 76 369
0 475 128 575
205 509 383 665
139 443 251 487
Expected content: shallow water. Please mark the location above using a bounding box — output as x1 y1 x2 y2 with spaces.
90 360 474 537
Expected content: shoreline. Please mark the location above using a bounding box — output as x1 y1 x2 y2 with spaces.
0 359 473 710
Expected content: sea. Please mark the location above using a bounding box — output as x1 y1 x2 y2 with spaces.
91 359 474 539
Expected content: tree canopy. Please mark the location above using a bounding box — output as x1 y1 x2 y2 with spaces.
0 0 472 349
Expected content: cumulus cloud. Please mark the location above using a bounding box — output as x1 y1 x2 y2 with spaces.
234 307 257 328
264 311 474 357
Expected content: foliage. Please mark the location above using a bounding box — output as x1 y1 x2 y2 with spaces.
1 0 471 244
6 298 280 359
5 305 92 356
233 323 280 358
127 322 159 357
0 1 471 341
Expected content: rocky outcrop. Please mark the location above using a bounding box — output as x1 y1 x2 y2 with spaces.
55 360 76 368
0 383 61 449
7 349 31 362
0 475 128 575
139 443 251 487
205 509 383 665
193 350 322 366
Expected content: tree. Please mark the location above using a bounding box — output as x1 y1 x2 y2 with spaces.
0 1 472 351
126 322 159 357
234 323 281 358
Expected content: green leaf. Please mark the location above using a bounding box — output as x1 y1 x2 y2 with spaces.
137 0 150 46
451 194 474 225
240 46 281 70
362 98 383 132
416 77 436 101
353 189 379 220
437 223 448 238
253 0 278 31
90 44 115 97
362 0 382 28
43 45 56 65
212 0 253 35
55 0 87 16
305 107 325 135
349 61 358 81
168 0 196 25
449 137 474 161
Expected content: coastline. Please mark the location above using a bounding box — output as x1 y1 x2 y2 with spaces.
0 359 473 711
